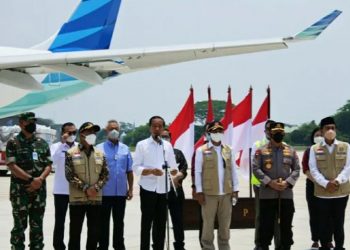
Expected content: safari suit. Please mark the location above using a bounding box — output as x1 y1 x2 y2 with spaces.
65 144 109 250
309 140 350 250
195 142 239 250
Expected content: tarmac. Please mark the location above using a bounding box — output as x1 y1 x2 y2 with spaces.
1 159 350 249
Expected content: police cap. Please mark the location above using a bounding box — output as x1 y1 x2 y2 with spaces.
270 122 285 132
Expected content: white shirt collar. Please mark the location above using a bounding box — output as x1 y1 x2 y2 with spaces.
321 138 339 146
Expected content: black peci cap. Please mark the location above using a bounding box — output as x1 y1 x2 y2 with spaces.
319 117 335 128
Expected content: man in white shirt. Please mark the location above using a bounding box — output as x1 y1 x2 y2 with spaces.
195 121 239 250
51 122 77 250
133 116 178 250
309 117 350 250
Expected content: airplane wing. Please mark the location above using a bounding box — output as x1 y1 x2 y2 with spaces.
0 8 342 118
0 10 342 89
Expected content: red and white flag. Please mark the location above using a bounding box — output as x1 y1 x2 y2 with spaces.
194 86 214 150
251 87 270 145
169 88 195 163
221 87 234 147
232 88 252 178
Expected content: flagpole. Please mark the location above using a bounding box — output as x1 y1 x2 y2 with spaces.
267 86 271 119
249 86 253 198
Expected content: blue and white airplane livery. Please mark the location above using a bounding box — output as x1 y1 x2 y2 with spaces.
0 0 342 118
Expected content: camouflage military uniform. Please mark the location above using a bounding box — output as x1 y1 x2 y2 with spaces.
6 132 52 250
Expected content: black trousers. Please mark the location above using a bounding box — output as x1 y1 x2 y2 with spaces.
98 196 127 250
168 187 185 250
53 194 69 250
305 179 320 243
259 199 295 250
317 196 348 250
68 204 101 250
140 187 167 250
254 186 280 249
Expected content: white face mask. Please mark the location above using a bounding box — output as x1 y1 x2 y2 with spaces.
210 133 224 143
84 134 97 145
324 129 336 141
108 129 119 140
313 136 323 144
66 135 76 143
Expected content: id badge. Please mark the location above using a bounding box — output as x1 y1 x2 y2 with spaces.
114 154 118 160
32 152 39 161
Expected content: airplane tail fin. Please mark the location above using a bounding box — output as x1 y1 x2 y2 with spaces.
292 10 342 41
48 0 122 52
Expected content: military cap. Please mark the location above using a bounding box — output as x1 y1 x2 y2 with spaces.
18 112 37 121
207 121 224 132
79 122 100 133
319 116 336 128
270 122 285 132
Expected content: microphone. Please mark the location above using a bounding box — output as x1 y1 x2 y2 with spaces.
157 136 163 145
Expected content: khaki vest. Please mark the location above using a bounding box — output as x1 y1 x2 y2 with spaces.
313 142 350 197
201 144 233 195
67 146 105 203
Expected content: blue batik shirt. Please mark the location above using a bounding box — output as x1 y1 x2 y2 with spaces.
97 140 133 196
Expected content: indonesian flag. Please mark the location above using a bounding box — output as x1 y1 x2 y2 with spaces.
232 88 252 178
169 88 195 163
221 87 234 147
251 87 270 145
194 86 214 150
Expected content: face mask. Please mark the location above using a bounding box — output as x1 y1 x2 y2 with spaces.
84 134 97 146
25 123 36 134
324 129 336 141
272 132 284 143
210 133 224 143
313 136 323 144
108 129 119 140
66 135 76 143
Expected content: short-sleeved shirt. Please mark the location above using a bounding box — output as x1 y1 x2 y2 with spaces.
6 132 52 184
97 141 133 196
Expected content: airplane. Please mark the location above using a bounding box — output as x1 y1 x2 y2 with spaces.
0 0 342 118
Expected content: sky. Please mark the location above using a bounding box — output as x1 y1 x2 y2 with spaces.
0 0 349 127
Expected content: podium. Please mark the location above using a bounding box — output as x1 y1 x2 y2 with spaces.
183 198 256 230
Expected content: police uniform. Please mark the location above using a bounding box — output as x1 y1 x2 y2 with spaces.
253 122 300 250
6 112 52 250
